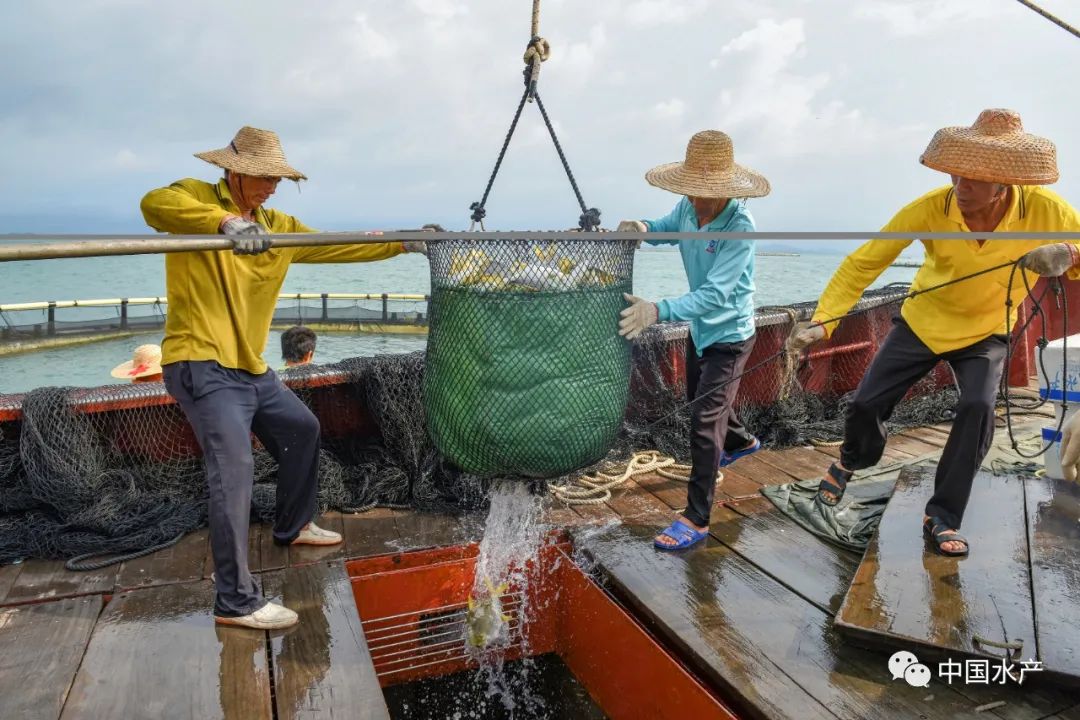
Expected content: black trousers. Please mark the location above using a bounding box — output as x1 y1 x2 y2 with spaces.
683 335 757 527
839 318 1006 530
164 361 321 617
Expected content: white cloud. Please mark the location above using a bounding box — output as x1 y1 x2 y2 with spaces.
854 0 1010 36
351 13 397 60
110 149 145 170
625 0 708 26
411 0 468 23
653 98 686 119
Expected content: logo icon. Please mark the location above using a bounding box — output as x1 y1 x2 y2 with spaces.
904 663 932 688
888 650 919 681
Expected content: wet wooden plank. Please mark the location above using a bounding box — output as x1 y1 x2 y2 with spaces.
575 524 1008 720
116 528 209 590
711 497 859 614
289 511 348 567
2 559 117 606
633 470 691 509
60 580 271 720
1025 476 1080 685
755 446 829 481
0 562 22 603
0 595 101 720
836 465 1037 665
263 562 389 720
341 508 404 559
392 510 479 552
541 500 582 529
717 466 765 498
260 523 291 572
810 442 914 466
606 479 672 523
734 454 799 486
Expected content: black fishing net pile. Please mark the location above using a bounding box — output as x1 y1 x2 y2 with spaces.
0 284 964 565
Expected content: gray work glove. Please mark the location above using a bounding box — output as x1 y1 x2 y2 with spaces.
618 293 658 340
617 220 647 249
786 321 826 353
1018 243 1080 277
220 217 272 255
398 224 444 255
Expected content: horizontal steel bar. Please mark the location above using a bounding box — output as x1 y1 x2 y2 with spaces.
1 230 1076 262
375 642 527 677
362 593 522 628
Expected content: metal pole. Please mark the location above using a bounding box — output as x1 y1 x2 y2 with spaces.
120 299 129 330
47 302 55 336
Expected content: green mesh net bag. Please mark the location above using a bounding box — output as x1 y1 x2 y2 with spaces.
425 237 636 478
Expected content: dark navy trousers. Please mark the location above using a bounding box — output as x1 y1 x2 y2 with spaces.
684 334 757 527
164 360 321 617
839 318 1007 530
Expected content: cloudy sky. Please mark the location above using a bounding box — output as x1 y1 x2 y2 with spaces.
2 0 1079 249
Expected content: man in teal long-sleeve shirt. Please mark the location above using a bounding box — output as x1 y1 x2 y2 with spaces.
618 130 771 550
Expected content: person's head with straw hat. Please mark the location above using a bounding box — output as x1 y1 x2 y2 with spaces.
615 129 770 550
111 344 163 384
785 107 1080 558
138 126 439 632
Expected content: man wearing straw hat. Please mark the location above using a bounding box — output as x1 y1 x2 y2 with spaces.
617 130 771 550
788 109 1080 557
140 126 429 629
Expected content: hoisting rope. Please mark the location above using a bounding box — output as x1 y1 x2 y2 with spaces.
468 0 601 232
1014 0 1080 41
552 257 1063 505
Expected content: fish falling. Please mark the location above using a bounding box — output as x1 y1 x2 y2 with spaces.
465 574 511 648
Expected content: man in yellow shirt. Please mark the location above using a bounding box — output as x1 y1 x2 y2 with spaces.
788 109 1080 557
142 126 429 629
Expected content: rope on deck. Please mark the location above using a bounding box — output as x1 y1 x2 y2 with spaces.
549 450 695 505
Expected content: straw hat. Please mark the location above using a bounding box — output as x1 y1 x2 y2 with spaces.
645 130 770 199
111 344 163 380
919 109 1058 185
194 126 307 181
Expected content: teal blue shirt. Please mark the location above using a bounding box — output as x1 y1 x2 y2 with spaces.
644 197 756 354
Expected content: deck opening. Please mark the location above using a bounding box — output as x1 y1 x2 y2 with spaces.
347 534 740 720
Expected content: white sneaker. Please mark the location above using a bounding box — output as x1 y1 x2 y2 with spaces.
291 522 342 546
215 601 298 630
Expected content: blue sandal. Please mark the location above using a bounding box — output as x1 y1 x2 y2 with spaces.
719 437 761 467
654 519 709 551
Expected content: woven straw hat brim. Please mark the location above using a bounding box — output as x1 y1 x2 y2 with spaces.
194 149 307 181
645 161 771 199
920 126 1058 185
110 359 163 379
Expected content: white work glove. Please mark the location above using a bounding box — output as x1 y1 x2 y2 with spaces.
1019 243 1080 277
220 217 271 255
618 293 658 340
786 321 826 353
617 220 647 249
1061 412 1080 481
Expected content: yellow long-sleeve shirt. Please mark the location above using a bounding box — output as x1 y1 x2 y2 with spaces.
811 185 1080 354
141 178 405 374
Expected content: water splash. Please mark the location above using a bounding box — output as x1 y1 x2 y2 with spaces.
464 480 548 716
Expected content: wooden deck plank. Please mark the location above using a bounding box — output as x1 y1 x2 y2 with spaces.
606 478 672 523
60 580 271 720
734 454 800 485
575 524 1007 720
0 562 22 603
116 528 209 590
711 496 860 614
900 427 949 448
716 466 764 498
260 522 290 572
392 510 481 552
341 508 404 559
884 433 944 458
289 512 348 567
2 559 117 606
0 595 101 720
755 446 830 481
836 465 1037 663
262 562 390 720
1025 476 1080 685
633 470 690 509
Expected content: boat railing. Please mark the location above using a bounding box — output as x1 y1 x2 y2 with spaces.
0 292 430 346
